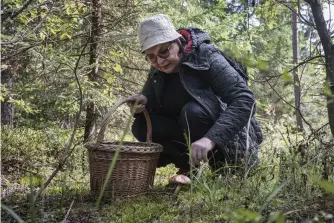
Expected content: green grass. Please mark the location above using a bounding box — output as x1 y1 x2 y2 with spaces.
1 125 334 222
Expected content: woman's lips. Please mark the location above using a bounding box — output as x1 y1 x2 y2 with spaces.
162 64 170 69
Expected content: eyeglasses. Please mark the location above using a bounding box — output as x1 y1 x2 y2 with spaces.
145 42 174 64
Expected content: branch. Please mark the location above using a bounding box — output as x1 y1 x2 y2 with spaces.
99 68 142 86
277 0 315 27
1 45 35 62
20 1 55 41
32 39 89 202
288 55 324 72
265 77 313 130
307 122 329 142
2 0 34 22
304 0 333 54
1 32 90 62
62 199 75 223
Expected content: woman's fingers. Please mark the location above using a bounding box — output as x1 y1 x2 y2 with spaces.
136 104 145 113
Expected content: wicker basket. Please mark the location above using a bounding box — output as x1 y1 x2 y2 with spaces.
85 98 163 198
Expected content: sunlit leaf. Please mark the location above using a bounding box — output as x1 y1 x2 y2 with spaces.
39 32 46 40
60 33 71 40
257 60 269 70
107 77 114 83
113 64 122 73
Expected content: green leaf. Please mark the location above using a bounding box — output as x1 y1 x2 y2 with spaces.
257 60 269 70
110 51 124 58
60 33 71 40
311 176 334 194
39 32 45 40
103 73 109 79
236 208 261 220
113 64 122 73
66 7 71 15
107 77 114 83
282 70 292 81
50 28 56 35
282 69 293 86
268 211 285 223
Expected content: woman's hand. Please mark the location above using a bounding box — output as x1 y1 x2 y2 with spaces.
191 137 216 166
125 94 147 113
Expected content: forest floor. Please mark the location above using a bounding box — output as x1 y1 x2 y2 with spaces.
1 161 334 223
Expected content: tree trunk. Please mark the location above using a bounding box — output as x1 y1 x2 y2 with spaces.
1 65 14 127
304 0 334 137
84 0 102 141
292 9 304 131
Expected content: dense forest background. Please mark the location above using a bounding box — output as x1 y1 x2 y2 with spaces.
1 0 334 222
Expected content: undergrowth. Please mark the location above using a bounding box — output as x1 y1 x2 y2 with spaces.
1 123 334 223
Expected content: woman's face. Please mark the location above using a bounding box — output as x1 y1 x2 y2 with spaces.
144 41 182 73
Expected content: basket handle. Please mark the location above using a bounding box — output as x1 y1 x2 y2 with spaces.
96 97 152 145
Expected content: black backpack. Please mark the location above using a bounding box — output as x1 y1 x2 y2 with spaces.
217 49 249 83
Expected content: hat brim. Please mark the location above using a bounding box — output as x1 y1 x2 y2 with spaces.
141 31 182 52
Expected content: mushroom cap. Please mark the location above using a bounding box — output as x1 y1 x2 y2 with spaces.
168 174 191 185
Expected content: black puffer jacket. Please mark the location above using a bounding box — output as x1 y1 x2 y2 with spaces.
141 27 263 160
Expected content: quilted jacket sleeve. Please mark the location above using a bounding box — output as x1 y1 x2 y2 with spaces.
141 77 155 110
204 51 256 150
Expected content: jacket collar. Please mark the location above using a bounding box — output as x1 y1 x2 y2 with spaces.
179 27 211 70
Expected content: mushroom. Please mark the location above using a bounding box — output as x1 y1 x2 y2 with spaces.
168 174 191 196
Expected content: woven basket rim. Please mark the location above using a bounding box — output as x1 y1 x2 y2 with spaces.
85 141 163 153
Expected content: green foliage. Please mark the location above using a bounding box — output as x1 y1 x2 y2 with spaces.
1 0 333 222
311 176 334 194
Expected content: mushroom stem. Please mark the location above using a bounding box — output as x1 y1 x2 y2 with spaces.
174 185 182 196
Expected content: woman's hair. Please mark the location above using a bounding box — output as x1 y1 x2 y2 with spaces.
176 37 187 56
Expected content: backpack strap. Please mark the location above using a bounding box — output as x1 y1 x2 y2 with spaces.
217 49 249 83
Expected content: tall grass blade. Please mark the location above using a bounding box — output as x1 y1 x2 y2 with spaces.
96 102 136 208
259 181 289 213
1 204 25 223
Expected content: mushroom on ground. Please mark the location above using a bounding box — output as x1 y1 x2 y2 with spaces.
168 174 191 196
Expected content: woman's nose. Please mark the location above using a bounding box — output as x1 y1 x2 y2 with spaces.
156 56 165 65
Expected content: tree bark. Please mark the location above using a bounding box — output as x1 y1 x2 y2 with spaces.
292 9 304 131
1 65 14 127
84 0 102 141
304 0 334 137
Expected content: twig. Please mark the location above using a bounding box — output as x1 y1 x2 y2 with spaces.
265 78 313 130
284 209 303 215
62 199 75 223
32 39 89 202
244 102 256 179
20 2 55 41
307 123 329 142
288 55 324 72
1 45 35 62
2 0 34 22
276 0 315 27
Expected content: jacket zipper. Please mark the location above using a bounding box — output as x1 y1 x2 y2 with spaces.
179 67 216 121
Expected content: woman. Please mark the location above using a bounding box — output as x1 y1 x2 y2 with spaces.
127 14 263 175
